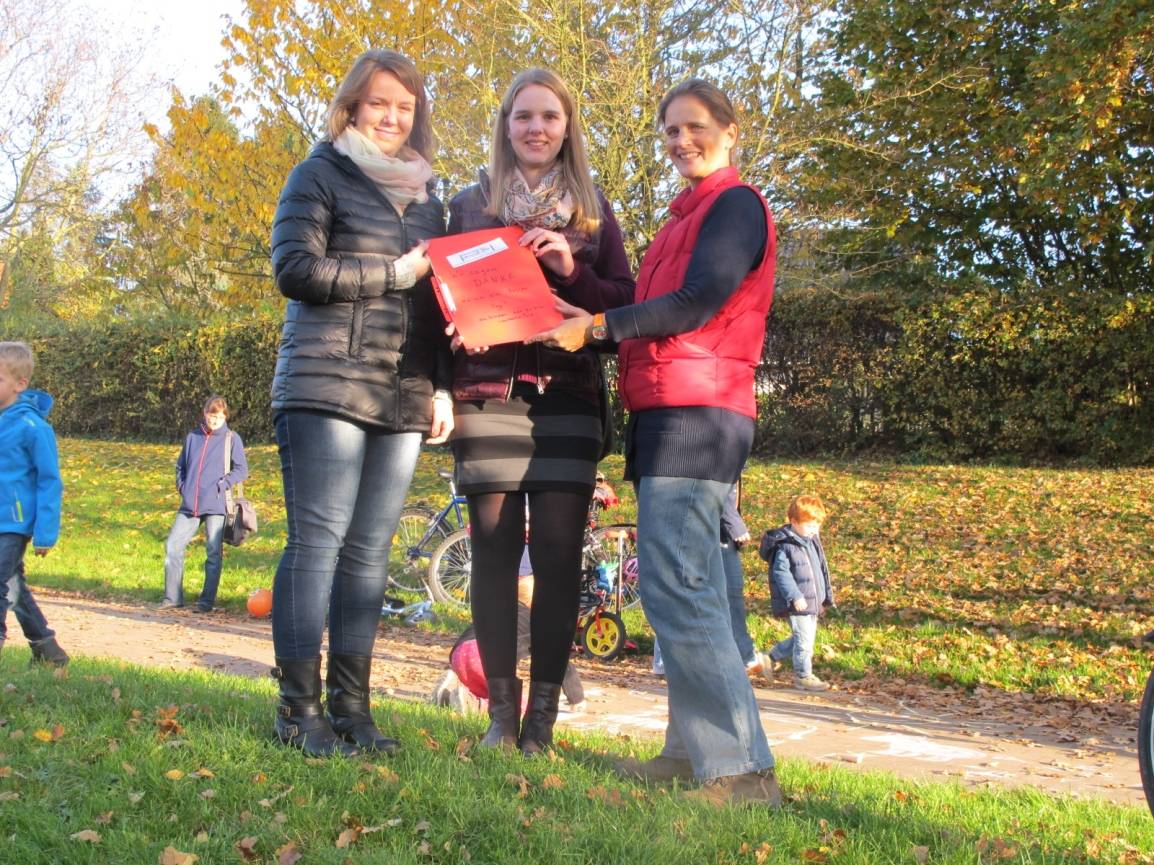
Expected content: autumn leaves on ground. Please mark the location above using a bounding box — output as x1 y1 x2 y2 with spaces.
1 439 1153 863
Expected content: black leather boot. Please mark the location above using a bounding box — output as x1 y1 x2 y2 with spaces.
271 657 359 758
479 677 522 749
519 681 562 756
29 636 70 667
325 653 399 756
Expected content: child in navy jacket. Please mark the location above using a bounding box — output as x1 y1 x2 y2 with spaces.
758 495 834 691
161 396 248 612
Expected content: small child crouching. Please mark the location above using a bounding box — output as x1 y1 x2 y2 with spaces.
758 495 833 691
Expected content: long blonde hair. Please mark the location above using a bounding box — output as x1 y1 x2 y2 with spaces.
324 50 434 162
485 68 600 236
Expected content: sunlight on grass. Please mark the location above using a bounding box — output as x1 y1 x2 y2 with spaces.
27 439 1154 704
1 654 1150 865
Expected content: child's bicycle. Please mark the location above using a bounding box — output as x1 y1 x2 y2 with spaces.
575 523 636 662
388 469 468 593
424 474 641 618
1139 629 1154 815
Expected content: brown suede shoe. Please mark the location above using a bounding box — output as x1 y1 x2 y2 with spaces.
613 754 695 784
683 768 783 807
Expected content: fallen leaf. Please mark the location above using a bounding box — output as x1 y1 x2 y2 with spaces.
158 846 199 865
418 728 440 751
195 831 209 843
506 773 531 798
128 792 144 804
163 769 184 781
0 792 20 802
70 829 101 843
199 789 215 799
335 827 360 849
95 811 114 824
122 761 137 775
802 849 829 863
277 842 303 865
236 836 259 861
193 768 215 778
541 774 565 790
414 820 431 834
912 845 930 864
33 729 54 742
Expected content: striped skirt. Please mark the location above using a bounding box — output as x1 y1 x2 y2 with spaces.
450 384 602 495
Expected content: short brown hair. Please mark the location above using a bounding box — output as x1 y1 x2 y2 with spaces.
324 49 434 162
0 341 34 381
788 495 826 524
203 395 229 418
657 78 740 166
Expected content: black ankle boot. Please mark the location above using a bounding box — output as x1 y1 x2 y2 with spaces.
272 657 359 758
519 681 562 756
29 636 70 667
479 677 522 749
325 653 399 756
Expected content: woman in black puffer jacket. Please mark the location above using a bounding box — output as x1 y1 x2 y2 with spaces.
267 49 452 759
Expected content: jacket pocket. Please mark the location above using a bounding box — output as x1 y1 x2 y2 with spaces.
348 300 365 358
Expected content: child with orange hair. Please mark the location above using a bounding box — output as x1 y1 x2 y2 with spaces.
758 495 834 691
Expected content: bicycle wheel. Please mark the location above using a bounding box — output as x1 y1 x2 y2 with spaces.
587 524 641 610
581 610 626 662
1139 667 1154 816
427 529 472 608
389 507 450 592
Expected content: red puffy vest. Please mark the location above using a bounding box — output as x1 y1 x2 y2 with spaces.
618 167 775 418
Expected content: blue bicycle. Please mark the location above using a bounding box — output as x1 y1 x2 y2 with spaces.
388 469 468 593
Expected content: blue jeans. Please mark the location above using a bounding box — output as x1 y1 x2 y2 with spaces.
0 533 56 647
652 540 754 671
163 512 225 607
770 614 817 679
272 411 421 659
722 540 755 665
636 476 774 781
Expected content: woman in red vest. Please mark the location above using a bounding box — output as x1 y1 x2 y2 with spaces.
529 79 780 806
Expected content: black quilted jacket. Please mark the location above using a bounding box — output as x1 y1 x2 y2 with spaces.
270 141 451 431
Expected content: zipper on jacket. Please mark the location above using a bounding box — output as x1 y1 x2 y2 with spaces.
192 428 213 516
505 345 518 402
534 346 545 394
398 210 410 421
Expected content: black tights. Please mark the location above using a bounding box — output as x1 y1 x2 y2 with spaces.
467 489 589 685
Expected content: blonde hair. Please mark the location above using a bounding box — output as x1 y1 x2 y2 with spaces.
324 49 434 162
485 68 600 235
0 341 34 381
788 495 827 524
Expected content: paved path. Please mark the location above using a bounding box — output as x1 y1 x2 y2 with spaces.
27 592 1145 808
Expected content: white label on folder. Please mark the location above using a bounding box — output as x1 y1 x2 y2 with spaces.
446 237 509 268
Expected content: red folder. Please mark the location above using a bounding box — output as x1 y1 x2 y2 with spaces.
427 226 562 350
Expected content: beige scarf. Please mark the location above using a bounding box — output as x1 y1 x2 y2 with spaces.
334 126 432 209
501 166 574 232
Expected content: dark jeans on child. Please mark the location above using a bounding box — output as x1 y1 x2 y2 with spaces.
0 533 56 647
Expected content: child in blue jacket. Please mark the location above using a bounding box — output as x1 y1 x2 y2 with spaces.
161 396 248 612
0 341 69 665
758 495 834 691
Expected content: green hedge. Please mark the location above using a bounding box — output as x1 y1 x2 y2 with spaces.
4 295 1152 463
2 317 282 442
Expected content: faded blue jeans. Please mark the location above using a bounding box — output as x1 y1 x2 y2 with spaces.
0 533 56 648
770 614 818 679
163 512 225 608
272 410 421 659
637 476 774 781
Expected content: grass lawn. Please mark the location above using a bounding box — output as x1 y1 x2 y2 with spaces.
32 439 1154 705
1 652 1151 865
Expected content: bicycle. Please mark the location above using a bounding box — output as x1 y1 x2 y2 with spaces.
426 475 640 615
388 469 468 593
1139 629 1154 815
